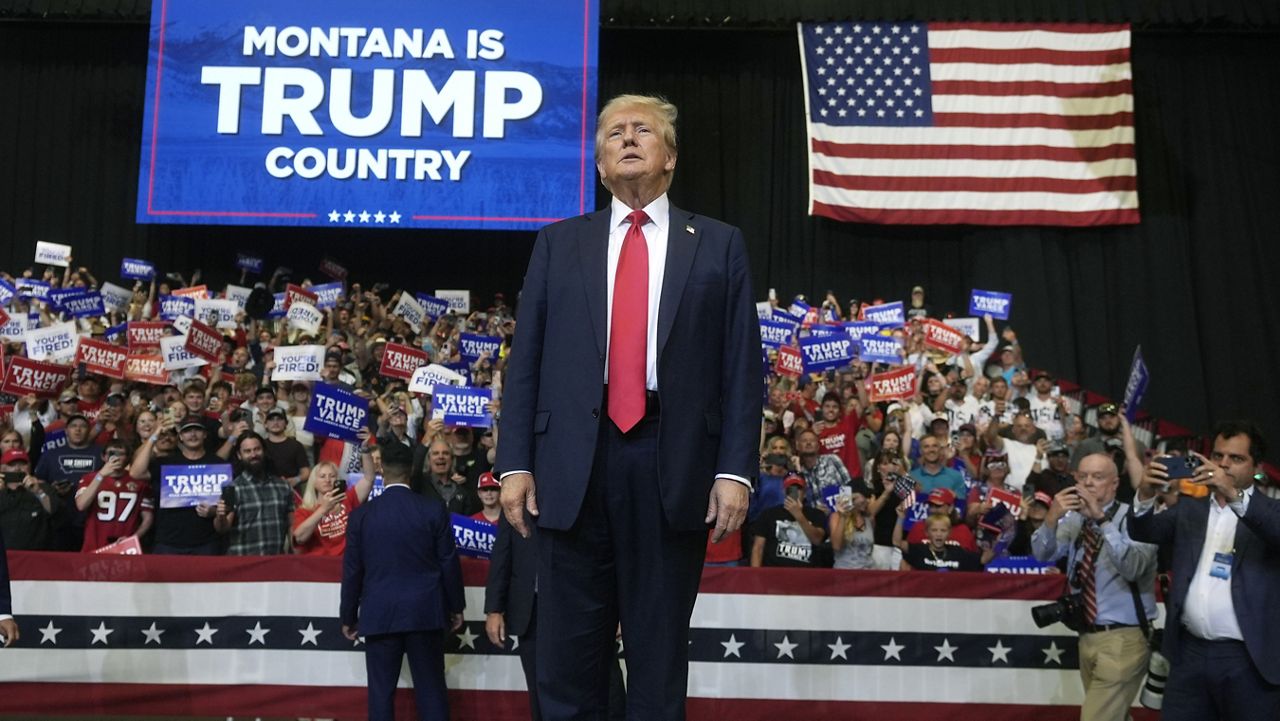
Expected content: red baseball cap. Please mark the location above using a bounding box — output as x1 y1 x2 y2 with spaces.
782 474 806 492
477 472 500 490
927 488 956 506
1 449 30 466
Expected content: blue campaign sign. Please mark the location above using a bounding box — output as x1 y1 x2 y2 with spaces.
305 382 369 442
451 513 496 558
969 289 1012 320
770 309 800 329
758 319 795 348
17 280 50 301
105 322 127 342
0 278 15 306
458 333 501 361
136 0 600 231
787 298 811 319
121 257 156 281
805 324 840 338
311 281 345 309
63 291 106 318
432 386 494 428
842 321 880 345
42 428 67 455
859 335 904 365
415 293 451 320
158 463 235 509
266 293 288 319
158 294 196 320
236 253 264 274
47 287 81 312
863 301 905 328
1122 345 1149 422
985 555 1058 575
799 335 855 373
444 362 473 385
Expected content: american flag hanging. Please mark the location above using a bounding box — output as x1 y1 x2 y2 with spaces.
798 22 1138 226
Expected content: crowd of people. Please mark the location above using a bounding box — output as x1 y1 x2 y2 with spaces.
0 260 1269 568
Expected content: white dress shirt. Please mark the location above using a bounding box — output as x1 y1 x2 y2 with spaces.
603 194 668 391
1134 486 1251 640
1183 488 1250 640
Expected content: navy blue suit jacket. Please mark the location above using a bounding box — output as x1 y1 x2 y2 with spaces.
0 532 11 616
1128 490 1280 684
340 485 464 636
495 203 761 531
484 514 536 636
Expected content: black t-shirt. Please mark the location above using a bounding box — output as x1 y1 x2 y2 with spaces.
263 437 310 482
752 505 831 568
903 542 983 572
150 451 224 549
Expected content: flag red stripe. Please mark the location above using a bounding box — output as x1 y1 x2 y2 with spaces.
928 22 1130 34
812 139 1135 162
812 201 1140 227
0 683 1165 721
934 112 1133 130
8 552 1065 600
932 79 1133 98
930 47 1129 66
813 170 1136 194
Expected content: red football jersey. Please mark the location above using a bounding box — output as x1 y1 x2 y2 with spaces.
77 472 154 552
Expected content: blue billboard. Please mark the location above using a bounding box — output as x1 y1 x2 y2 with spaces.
137 0 599 230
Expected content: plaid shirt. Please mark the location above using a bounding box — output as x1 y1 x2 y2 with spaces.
227 471 294 556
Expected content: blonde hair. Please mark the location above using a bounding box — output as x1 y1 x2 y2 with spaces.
300 462 340 510
926 513 952 531
594 94 678 164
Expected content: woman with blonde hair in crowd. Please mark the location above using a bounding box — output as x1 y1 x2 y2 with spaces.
292 459 375 556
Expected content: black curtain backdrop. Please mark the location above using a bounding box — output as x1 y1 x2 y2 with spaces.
1 18 1278 459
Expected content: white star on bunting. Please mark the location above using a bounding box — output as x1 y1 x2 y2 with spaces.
246 622 270 645
89 621 114 645
880 637 905 661
988 640 1012 664
1042 641 1065 665
721 634 744 658
298 622 322 646
457 626 478 650
935 638 959 662
827 636 851 660
39 621 62 645
774 635 798 659
141 622 164 645
195 622 218 645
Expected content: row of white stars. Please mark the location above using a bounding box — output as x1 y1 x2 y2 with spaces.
719 634 1065 665
327 209 402 224
814 24 922 36
816 39 921 55
39 620 332 647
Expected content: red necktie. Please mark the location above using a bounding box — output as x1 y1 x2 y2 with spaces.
1076 522 1101 625
608 209 650 432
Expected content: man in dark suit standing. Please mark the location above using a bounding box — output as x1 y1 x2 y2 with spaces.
496 94 761 720
1129 420 1280 720
0 532 17 647
341 445 465 721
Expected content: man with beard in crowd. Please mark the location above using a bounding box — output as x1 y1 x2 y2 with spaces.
215 432 293 555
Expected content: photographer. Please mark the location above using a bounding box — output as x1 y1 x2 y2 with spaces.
1128 421 1280 720
1031 453 1157 720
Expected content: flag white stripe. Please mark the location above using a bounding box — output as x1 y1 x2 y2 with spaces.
692 594 1067 635
810 124 1134 147
810 153 1136 180
12 581 492 622
0 647 529 691
928 28 1130 52
811 186 1138 211
930 62 1132 83
688 662 1088 705
931 93 1133 116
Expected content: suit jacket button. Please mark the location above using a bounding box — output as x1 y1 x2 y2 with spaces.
591 408 599 419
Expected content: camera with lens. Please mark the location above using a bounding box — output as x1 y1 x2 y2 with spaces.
1030 593 1085 631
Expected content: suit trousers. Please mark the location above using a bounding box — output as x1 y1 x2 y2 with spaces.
1162 634 1280 721
1077 626 1149 721
521 602 628 721
536 416 706 721
364 630 447 721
